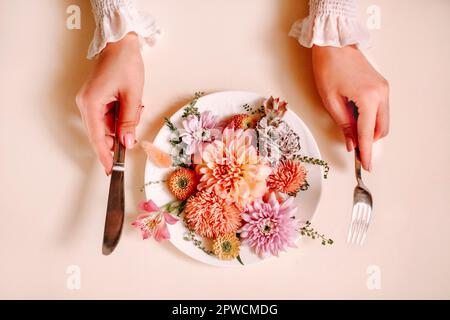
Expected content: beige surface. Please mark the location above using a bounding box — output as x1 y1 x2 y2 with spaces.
1 0 449 299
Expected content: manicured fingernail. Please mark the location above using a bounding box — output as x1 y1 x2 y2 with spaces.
345 138 354 152
105 169 111 176
368 161 373 172
124 133 135 149
138 106 145 121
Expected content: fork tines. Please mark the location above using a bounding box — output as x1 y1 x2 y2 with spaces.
347 202 372 245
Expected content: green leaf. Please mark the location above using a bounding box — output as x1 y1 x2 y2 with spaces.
236 255 245 266
164 117 177 132
170 139 181 146
182 92 204 118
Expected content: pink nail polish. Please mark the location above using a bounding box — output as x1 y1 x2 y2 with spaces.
124 133 135 149
368 162 373 172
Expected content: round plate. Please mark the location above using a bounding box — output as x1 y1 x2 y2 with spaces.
144 91 323 267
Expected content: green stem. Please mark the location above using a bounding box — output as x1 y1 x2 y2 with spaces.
300 221 334 246
183 227 214 256
294 155 330 179
140 180 166 192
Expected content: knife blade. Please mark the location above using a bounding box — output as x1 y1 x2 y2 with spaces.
102 101 125 255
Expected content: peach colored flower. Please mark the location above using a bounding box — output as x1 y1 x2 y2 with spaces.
196 128 271 207
267 160 307 195
185 191 242 239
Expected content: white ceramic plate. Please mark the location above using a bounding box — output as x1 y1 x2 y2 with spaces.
144 91 323 267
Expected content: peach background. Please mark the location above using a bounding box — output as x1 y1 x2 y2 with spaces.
0 0 449 299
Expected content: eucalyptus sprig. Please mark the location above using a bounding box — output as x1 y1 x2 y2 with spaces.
300 221 334 246
294 155 330 179
182 91 204 118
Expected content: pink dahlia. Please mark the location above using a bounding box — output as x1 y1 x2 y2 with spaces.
196 128 271 207
185 191 242 239
240 193 299 257
180 111 220 155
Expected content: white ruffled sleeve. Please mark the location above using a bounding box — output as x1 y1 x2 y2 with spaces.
88 0 161 59
289 0 370 49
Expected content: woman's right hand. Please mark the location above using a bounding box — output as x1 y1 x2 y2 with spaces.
312 45 390 172
76 32 145 175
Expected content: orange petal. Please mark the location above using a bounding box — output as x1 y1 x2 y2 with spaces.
141 140 172 168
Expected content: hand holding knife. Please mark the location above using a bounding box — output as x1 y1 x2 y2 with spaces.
102 101 126 255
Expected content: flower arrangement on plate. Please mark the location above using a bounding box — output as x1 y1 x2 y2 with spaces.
135 92 333 266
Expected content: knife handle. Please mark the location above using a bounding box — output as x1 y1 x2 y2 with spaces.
112 101 125 171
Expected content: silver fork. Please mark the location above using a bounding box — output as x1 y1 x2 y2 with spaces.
347 148 373 245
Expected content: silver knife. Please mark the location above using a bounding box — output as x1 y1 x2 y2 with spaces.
102 101 125 255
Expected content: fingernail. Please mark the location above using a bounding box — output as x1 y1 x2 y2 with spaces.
368 161 373 172
138 105 145 119
124 133 135 149
345 138 354 152
105 169 111 176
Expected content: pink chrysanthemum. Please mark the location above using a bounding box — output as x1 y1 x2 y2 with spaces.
180 111 220 155
185 191 242 239
196 128 271 207
240 193 299 257
267 160 307 195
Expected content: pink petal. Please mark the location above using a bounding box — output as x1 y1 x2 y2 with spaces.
182 119 192 133
131 214 149 227
154 222 170 242
131 221 140 228
163 212 179 225
136 213 150 221
141 229 151 240
138 199 160 213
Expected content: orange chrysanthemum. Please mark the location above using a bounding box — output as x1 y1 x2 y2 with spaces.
185 191 242 238
167 168 198 200
267 160 307 195
226 114 258 130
